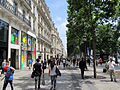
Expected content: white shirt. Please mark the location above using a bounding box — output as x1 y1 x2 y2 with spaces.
63 60 66 63
108 61 115 70
49 65 57 76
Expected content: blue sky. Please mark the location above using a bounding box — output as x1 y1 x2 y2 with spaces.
46 0 68 52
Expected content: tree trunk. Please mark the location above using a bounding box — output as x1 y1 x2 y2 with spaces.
90 1 97 78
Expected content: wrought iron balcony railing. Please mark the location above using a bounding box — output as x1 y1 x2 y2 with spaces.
25 0 31 8
0 0 31 27
38 33 51 45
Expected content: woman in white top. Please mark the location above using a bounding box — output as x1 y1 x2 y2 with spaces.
48 59 57 90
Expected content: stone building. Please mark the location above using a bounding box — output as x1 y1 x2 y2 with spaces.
0 0 66 69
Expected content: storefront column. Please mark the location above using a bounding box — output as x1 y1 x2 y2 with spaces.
8 23 11 60
42 43 44 61
19 30 21 69
36 38 39 59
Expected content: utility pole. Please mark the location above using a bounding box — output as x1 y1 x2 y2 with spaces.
90 1 97 78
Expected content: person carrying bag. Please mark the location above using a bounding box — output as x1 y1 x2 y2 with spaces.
48 59 61 90
32 59 43 90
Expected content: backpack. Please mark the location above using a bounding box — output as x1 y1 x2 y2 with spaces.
5 69 14 78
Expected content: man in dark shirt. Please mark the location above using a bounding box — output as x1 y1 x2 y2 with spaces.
79 58 86 79
33 59 43 90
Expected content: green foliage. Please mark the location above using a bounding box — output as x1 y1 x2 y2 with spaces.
67 0 120 57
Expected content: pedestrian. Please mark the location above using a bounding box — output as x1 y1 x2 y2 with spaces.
79 58 86 79
33 59 43 90
99 58 103 65
48 59 51 66
49 59 59 90
87 57 90 66
44 59 47 68
28 59 32 69
73 58 76 67
1 59 6 74
2 61 15 90
63 58 66 69
107 57 117 82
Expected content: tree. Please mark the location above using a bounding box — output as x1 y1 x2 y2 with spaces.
67 0 119 78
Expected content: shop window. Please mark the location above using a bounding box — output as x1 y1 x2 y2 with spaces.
21 32 27 50
28 35 32 51
0 19 8 43
11 27 19 44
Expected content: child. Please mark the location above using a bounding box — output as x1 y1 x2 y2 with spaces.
2 61 15 90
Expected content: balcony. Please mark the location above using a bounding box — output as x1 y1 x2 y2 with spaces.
38 33 51 45
0 0 31 27
25 0 31 8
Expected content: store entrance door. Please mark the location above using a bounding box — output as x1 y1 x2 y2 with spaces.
11 49 17 68
27 51 32 66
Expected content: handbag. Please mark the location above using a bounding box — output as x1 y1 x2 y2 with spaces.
55 67 61 77
42 75 45 85
31 71 35 78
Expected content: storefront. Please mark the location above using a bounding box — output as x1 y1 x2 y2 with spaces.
21 32 36 69
0 19 9 68
10 27 19 68
21 32 28 68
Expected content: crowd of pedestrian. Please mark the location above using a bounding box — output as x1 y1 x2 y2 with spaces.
1 56 120 89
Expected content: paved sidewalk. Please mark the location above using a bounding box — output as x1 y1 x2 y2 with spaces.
0 65 120 90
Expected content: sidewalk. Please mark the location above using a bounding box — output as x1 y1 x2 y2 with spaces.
0 65 120 90
81 65 120 90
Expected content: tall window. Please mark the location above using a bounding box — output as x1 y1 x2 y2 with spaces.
33 20 35 32
28 35 32 51
29 16 31 25
21 32 27 50
33 6 35 15
23 10 25 21
11 28 19 44
13 1 17 15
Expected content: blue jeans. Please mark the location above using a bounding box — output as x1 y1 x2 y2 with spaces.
51 75 57 88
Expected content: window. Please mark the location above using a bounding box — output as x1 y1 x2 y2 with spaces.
0 20 8 43
23 10 25 21
13 1 17 15
21 32 27 50
33 20 35 32
32 38 36 51
33 6 35 15
28 35 32 51
38 40 40 50
11 27 19 44
29 16 31 25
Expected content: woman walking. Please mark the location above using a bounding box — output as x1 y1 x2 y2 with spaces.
48 59 58 90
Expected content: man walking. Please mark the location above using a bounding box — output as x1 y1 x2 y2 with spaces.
79 58 86 79
1 59 6 74
33 59 43 90
107 57 117 82
2 61 15 90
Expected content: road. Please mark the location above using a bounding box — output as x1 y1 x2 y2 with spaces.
1 64 120 90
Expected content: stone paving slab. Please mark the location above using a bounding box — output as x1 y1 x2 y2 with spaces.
1 65 120 90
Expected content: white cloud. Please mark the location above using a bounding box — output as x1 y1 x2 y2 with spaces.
57 20 68 53
56 17 62 21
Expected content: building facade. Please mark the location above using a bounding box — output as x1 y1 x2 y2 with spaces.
0 0 66 69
